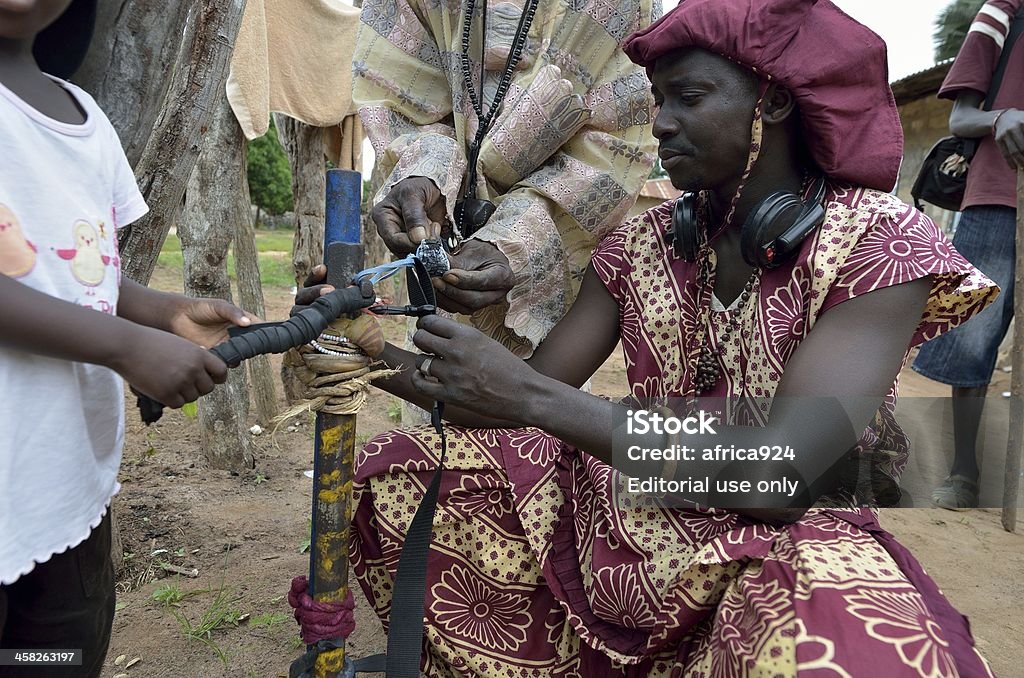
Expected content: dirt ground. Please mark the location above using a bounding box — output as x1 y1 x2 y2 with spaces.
101 273 1024 678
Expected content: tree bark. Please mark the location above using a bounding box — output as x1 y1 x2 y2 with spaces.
118 0 246 285
180 95 255 471
274 116 326 402
77 0 193 167
234 146 278 424
274 115 325 286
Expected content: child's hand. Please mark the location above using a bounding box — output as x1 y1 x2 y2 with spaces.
169 298 259 349
114 327 229 408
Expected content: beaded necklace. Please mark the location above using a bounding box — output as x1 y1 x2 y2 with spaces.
692 250 761 396
452 0 539 247
687 170 815 400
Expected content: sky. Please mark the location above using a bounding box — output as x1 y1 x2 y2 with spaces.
831 0 953 80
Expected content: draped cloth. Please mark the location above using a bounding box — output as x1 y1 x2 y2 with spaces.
226 0 362 167
350 187 999 676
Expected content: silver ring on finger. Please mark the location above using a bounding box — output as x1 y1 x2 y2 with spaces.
420 356 434 378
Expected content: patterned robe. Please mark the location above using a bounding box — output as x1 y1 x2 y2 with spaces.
353 0 660 355
351 186 999 676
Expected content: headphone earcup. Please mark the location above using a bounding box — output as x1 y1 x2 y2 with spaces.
740 192 802 268
740 177 828 269
671 193 700 261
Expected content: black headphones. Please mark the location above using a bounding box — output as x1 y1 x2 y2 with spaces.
669 176 828 269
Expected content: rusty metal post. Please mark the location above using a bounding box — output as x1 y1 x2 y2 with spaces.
1003 169 1024 532
309 169 364 674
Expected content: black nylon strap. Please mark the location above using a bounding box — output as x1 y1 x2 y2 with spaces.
382 258 445 678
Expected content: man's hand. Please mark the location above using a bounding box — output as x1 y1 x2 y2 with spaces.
291 265 334 316
168 298 257 349
432 240 514 314
372 177 447 255
409 315 534 418
994 108 1024 170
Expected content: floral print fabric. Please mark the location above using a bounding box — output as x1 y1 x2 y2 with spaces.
350 187 998 676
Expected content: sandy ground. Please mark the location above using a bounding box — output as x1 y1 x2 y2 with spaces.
100 274 1023 677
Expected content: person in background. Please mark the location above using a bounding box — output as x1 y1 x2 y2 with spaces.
351 0 659 423
913 0 1024 510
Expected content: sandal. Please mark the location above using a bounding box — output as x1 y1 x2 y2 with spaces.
931 475 979 511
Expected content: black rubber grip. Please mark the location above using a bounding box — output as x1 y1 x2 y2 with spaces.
210 282 375 367
136 281 375 423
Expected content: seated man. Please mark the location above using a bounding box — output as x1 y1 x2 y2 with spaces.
302 0 998 674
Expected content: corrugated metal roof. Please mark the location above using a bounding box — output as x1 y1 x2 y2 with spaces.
890 58 955 105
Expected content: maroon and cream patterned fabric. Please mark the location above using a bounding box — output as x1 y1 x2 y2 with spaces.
350 187 998 676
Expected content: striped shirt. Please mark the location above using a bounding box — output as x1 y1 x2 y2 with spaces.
353 0 660 355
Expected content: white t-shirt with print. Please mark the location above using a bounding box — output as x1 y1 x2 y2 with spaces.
0 77 148 585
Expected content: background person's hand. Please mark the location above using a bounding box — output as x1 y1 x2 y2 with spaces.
408 314 532 418
291 265 335 316
994 108 1024 170
431 240 514 314
372 177 447 255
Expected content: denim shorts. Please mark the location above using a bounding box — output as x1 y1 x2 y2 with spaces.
913 205 1015 388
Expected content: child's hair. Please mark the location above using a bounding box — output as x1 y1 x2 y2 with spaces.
31 0 98 79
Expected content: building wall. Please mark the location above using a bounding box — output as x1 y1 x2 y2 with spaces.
896 95 958 234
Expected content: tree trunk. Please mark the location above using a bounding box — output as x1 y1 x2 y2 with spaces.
274 116 326 402
76 0 244 575
274 115 325 286
179 95 255 471
118 0 246 285
76 0 193 167
234 146 278 424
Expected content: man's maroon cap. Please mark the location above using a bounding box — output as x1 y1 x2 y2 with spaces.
623 0 903 192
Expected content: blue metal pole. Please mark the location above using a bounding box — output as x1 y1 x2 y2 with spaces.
308 168 364 677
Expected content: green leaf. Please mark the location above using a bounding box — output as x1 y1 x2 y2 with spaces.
182 401 198 419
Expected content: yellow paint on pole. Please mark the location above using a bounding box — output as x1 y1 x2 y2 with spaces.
320 425 342 455
314 648 346 678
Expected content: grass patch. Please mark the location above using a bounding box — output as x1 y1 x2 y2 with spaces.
170 584 247 664
157 229 296 289
151 582 208 608
249 612 291 629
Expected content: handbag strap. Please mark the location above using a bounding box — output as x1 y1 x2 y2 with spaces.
964 4 1024 157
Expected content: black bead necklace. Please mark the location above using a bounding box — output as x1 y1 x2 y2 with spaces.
453 0 539 244
692 256 761 395
686 193 762 397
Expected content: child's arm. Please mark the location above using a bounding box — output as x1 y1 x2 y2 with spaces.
117 279 256 349
0 274 229 408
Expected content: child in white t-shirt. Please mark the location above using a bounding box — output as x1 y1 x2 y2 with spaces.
0 2 253 674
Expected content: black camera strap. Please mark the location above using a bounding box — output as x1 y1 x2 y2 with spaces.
337 257 446 678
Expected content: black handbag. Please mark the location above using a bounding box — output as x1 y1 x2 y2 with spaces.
911 6 1024 212
911 135 975 212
